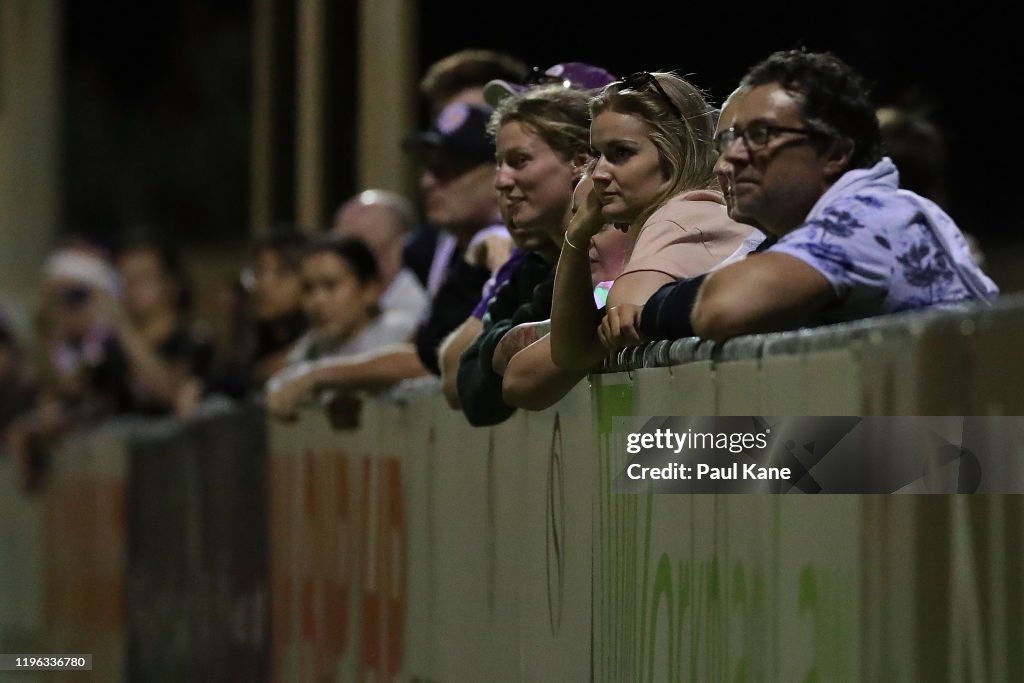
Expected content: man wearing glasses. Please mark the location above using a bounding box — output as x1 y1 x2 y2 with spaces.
691 50 997 341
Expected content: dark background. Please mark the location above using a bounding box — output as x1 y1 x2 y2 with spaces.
60 1 1016 258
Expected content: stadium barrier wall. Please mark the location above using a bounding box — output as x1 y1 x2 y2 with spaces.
2 299 1023 681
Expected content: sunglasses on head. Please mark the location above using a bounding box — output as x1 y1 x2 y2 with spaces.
618 72 685 121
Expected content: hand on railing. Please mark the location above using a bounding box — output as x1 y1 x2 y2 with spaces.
597 303 647 351
265 362 317 420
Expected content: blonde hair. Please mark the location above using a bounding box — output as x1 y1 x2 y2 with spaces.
591 73 718 227
487 84 592 162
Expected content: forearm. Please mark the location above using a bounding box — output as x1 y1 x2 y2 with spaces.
691 253 835 341
310 343 428 394
550 239 605 371
607 270 674 308
439 318 483 409
492 319 550 375
638 275 707 341
502 335 586 410
455 316 522 426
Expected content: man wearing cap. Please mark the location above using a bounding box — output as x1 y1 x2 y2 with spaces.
402 50 529 290
265 102 509 418
405 102 511 371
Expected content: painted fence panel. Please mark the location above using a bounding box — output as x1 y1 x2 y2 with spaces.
5 301 1024 681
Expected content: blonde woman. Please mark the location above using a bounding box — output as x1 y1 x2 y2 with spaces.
551 72 754 370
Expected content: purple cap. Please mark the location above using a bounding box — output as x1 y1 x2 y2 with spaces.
483 62 618 107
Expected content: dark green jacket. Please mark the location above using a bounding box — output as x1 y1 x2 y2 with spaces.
457 252 554 426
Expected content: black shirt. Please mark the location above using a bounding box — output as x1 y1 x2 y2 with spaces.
457 252 555 427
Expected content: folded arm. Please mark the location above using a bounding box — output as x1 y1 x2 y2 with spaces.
690 252 835 341
266 343 428 418
439 317 483 409
502 334 586 411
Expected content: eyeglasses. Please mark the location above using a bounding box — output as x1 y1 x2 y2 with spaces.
714 122 825 155
618 72 684 120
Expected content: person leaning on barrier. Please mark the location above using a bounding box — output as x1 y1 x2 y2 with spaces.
245 227 309 389
437 62 618 411
284 236 418 364
690 50 999 341
454 84 594 426
550 72 756 371
499 218 632 411
265 103 509 420
638 89 771 342
6 244 124 491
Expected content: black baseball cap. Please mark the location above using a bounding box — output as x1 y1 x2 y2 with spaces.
402 102 495 166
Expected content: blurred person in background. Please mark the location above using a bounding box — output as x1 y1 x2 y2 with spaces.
0 311 35 442
246 227 309 388
285 236 418 364
419 48 529 117
31 242 126 417
403 50 530 292
877 104 949 210
331 190 428 322
115 239 213 416
877 104 984 266
5 242 124 490
265 102 509 419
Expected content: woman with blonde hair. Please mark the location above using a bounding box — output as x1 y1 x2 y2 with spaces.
551 72 755 370
455 83 595 425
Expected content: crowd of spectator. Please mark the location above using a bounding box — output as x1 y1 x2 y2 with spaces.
0 48 1000 488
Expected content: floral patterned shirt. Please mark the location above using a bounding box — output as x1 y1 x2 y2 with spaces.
771 158 998 325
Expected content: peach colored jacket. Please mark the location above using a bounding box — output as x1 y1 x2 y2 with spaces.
620 189 753 280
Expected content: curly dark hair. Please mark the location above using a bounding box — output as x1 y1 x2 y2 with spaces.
740 50 882 170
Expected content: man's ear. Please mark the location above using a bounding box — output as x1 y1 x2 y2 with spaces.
823 137 855 179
